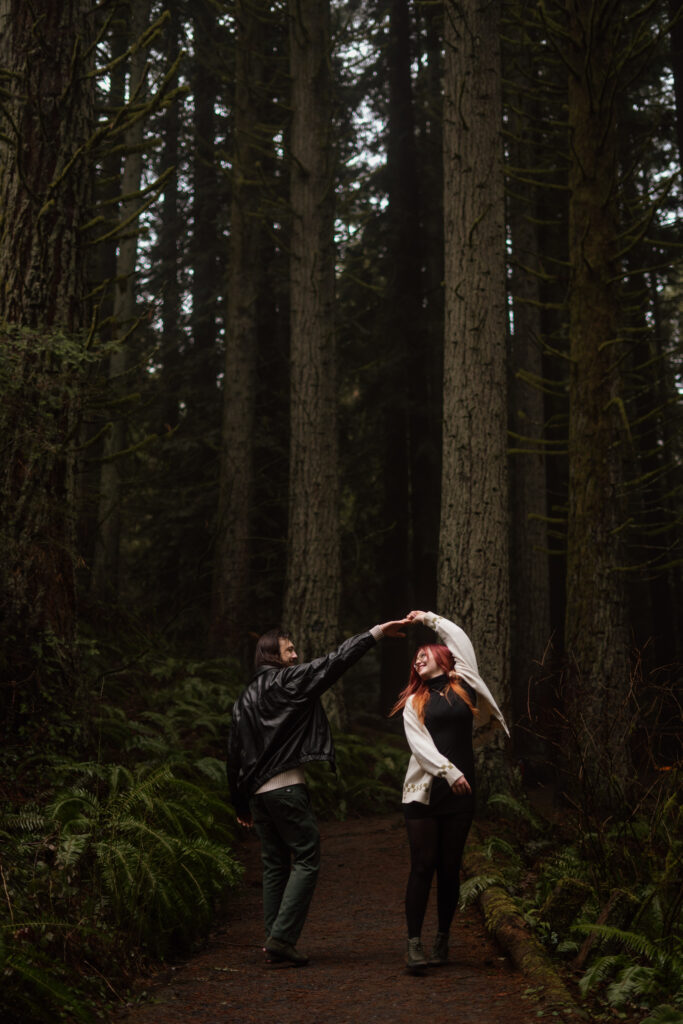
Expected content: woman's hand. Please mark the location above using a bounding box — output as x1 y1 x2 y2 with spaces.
406 609 427 623
451 776 471 796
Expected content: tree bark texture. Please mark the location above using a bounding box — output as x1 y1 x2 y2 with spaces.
0 1 95 330
378 0 422 715
211 0 266 656
283 0 343 724
438 0 511 724
563 0 632 807
0 0 95 722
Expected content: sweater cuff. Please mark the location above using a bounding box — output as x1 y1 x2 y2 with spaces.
370 624 385 642
444 764 464 787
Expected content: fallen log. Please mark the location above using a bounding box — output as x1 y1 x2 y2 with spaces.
463 835 586 1019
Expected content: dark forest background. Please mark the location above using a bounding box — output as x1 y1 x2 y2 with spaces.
0 1 681 1020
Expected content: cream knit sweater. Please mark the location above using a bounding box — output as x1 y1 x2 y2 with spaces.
402 611 509 805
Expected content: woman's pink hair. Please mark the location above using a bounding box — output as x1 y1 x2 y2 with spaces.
390 643 478 723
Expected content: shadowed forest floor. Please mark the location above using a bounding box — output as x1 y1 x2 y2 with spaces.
111 814 542 1024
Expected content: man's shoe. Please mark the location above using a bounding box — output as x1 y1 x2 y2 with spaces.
428 931 449 966
265 936 309 967
405 936 428 971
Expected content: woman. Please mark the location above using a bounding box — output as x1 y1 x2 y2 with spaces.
393 609 509 971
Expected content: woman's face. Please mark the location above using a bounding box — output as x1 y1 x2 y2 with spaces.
414 648 441 680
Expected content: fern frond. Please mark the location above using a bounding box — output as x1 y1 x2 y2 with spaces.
641 1005 683 1024
487 792 546 832
573 922 664 963
459 874 503 908
579 953 628 994
55 832 90 867
482 835 517 859
2 952 93 1022
193 757 229 784
606 964 660 1006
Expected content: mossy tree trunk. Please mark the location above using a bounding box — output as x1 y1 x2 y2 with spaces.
283 0 343 725
438 0 511 783
0 0 96 727
563 0 632 809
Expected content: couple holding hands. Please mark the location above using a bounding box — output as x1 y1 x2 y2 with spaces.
227 609 508 971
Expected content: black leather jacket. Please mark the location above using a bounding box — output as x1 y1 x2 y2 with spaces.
227 630 377 819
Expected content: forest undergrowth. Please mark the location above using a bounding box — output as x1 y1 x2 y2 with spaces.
1 629 681 1024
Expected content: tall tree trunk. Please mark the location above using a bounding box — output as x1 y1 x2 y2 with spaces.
378 0 422 715
91 0 151 601
0 0 95 726
563 0 632 810
438 0 511 768
283 0 343 725
506 3 552 752
413 0 444 610
210 0 265 658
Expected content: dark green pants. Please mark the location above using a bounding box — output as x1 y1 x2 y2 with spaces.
250 784 320 946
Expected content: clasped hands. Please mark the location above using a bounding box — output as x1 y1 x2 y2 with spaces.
378 609 427 637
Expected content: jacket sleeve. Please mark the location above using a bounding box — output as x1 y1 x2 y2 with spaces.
403 696 464 786
277 630 377 701
421 611 509 742
226 704 250 819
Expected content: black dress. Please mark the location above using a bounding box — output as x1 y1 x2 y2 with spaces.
403 674 476 820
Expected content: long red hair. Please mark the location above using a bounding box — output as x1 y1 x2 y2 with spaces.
390 643 479 723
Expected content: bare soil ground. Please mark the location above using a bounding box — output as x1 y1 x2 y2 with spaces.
112 813 542 1024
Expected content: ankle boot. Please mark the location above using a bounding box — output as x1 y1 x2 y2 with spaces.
405 936 428 970
429 931 449 966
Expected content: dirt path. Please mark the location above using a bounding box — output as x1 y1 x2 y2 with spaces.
113 814 536 1024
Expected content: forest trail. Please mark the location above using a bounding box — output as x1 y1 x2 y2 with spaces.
112 813 536 1024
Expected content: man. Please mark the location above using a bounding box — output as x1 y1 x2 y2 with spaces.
227 617 409 967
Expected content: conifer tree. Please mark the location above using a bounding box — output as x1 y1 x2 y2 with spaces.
0 0 97 725
438 0 511 737
283 0 343 723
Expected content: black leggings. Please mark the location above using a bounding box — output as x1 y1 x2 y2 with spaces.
404 807 474 937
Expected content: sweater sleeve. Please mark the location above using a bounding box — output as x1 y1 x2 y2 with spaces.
403 696 464 787
421 611 510 743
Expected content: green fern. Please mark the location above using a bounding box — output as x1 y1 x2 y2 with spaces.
579 952 629 994
606 964 664 1007
487 791 547 833
459 874 504 908
482 835 518 860
641 1006 683 1024
577 923 683 1010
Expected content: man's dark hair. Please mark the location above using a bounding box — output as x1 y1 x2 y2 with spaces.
254 629 291 670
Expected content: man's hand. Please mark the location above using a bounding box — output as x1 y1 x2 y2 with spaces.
237 815 253 828
378 617 412 637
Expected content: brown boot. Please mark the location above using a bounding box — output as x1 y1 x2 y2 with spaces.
405 936 428 972
428 931 449 966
